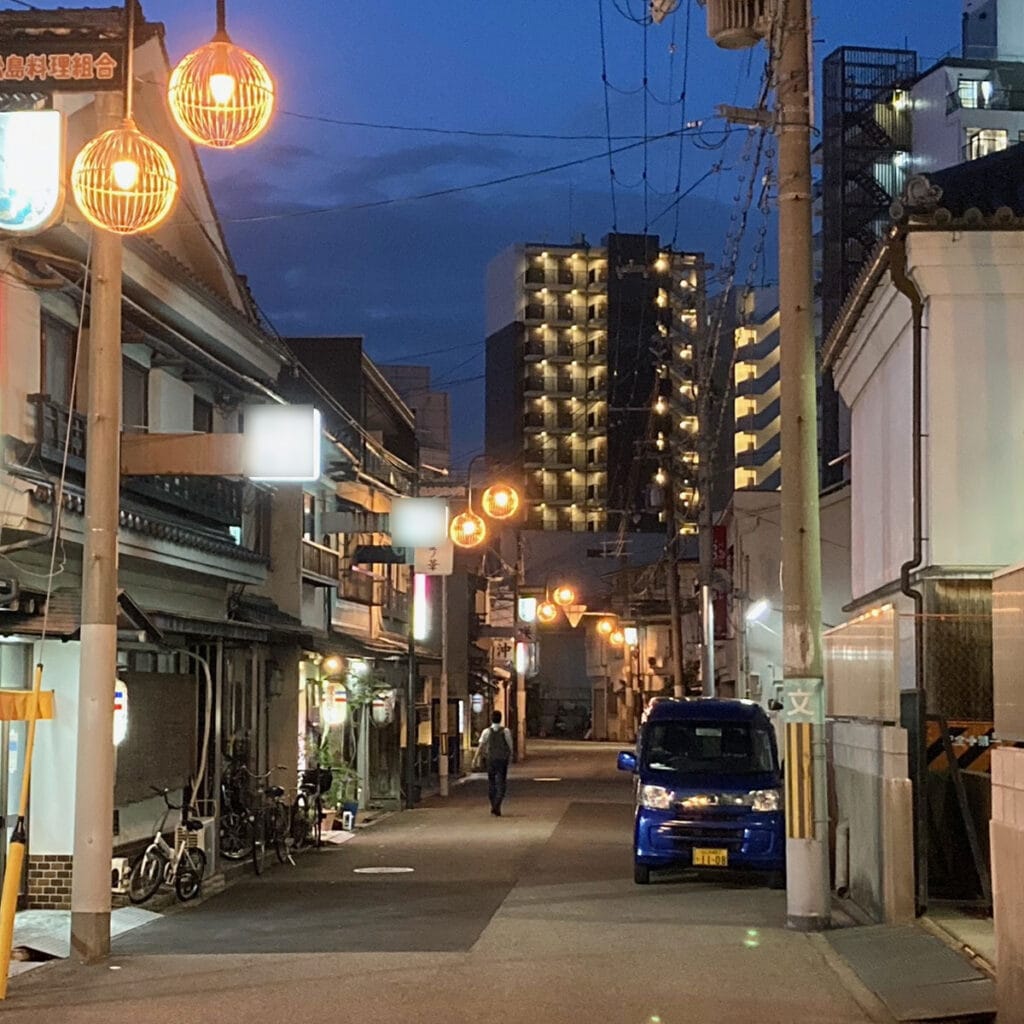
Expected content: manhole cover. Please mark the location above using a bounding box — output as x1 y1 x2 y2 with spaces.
353 866 414 874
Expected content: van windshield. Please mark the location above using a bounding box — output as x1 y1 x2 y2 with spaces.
643 720 775 775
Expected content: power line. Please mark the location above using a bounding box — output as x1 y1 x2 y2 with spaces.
214 126 704 226
280 110 661 142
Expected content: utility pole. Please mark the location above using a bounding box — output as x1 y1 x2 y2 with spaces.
70 89 121 964
513 529 526 761
438 575 449 797
665 523 686 699
690 0 828 929
697 436 715 698
775 0 828 930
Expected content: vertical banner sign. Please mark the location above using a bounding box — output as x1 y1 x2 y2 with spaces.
783 678 824 839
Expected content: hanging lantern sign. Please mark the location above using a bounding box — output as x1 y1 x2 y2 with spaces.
370 690 397 727
323 681 348 727
470 693 484 714
113 679 128 746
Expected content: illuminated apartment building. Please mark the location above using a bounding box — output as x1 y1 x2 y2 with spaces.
485 234 705 532
733 289 781 492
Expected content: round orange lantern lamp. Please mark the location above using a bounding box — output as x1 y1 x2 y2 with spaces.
71 119 178 235
168 0 275 149
537 600 559 624
481 484 520 520
552 584 576 607
609 630 625 647
596 617 616 638
71 1 178 235
450 510 487 549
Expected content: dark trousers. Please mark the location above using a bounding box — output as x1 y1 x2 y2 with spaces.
487 759 509 809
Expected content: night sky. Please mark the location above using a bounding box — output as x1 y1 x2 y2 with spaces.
19 1 959 462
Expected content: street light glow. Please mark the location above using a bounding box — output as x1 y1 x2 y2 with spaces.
537 600 558 624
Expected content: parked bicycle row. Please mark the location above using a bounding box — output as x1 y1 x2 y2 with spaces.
127 764 336 906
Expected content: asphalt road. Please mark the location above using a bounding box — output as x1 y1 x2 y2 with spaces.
5 740 887 1023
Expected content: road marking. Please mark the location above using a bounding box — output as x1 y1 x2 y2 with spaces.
532 777 562 782
352 866 414 874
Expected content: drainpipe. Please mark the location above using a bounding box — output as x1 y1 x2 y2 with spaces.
889 231 927 916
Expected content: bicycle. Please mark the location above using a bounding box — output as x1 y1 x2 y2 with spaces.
219 755 253 861
128 787 207 904
245 765 291 875
294 765 332 850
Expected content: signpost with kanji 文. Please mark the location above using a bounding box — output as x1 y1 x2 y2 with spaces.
0 39 125 92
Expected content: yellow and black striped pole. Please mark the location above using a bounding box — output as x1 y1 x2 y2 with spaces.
0 664 45 999
785 719 814 840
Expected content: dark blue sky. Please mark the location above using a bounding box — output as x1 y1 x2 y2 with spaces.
26 1 959 462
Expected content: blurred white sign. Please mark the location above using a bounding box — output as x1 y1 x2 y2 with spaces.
243 404 321 481
391 498 448 547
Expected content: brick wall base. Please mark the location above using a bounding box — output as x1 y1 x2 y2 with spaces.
26 854 72 910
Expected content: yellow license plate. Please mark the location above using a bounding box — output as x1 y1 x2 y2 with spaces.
693 847 728 867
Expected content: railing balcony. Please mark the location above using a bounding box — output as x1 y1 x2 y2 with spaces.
302 539 340 586
339 569 380 605
31 395 244 528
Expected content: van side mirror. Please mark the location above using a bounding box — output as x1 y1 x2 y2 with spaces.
768 699 784 712
617 751 637 773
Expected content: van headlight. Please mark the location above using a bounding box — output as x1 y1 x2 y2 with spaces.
639 785 674 810
749 788 780 812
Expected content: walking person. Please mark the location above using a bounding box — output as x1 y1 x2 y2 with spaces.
476 710 513 816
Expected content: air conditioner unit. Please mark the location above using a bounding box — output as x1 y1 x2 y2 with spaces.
111 857 131 894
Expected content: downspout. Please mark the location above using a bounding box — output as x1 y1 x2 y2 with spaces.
889 231 927 916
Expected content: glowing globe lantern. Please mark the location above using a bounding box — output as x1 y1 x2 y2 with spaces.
450 510 486 549
609 630 626 647
596 617 616 638
167 1 275 149
537 600 559 624
71 119 178 235
552 584 576 607
481 485 520 520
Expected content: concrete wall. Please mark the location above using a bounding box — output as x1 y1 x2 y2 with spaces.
831 720 915 923
991 746 1024 1017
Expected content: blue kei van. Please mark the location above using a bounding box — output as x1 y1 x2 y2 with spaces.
618 698 785 885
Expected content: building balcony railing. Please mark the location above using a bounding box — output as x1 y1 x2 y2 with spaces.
339 569 380 606
31 395 243 528
946 86 1024 115
302 539 340 586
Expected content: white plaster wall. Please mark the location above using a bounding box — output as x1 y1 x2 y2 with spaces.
916 239 1024 567
148 368 194 434
30 640 81 855
1 277 42 445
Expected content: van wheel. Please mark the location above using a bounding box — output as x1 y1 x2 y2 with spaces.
634 862 651 885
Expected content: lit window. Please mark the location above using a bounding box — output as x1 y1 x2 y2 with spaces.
957 79 982 109
966 127 1007 160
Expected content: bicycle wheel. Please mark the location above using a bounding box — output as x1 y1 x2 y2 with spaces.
273 803 289 864
128 850 166 904
175 848 208 901
251 812 266 876
291 793 313 852
220 810 252 860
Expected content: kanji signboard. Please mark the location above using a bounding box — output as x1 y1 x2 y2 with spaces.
0 39 125 93
414 542 454 576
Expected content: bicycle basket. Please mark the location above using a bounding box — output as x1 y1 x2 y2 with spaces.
175 825 200 849
302 768 333 794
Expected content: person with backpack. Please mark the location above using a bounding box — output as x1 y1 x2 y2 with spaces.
476 710 514 815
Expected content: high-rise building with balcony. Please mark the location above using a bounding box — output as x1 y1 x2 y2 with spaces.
485 233 705 533
732 288 781 492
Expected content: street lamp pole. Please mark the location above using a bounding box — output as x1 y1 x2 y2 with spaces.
70 89 122 964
